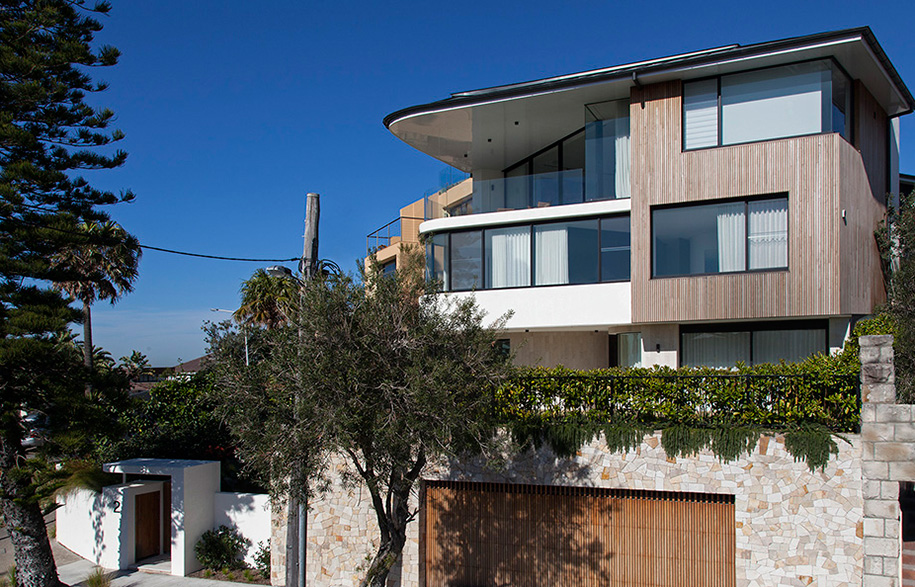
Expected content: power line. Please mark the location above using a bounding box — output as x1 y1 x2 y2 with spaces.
138 244 299 263
3 213 301 263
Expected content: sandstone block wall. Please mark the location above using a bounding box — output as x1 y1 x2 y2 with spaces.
860 334 915 587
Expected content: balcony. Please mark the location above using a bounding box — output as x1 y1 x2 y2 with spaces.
427 170 634 218
365 216 424 257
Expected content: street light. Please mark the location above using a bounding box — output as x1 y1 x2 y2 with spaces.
210 308 249 367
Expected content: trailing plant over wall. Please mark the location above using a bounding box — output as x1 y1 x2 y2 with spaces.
495 352 861 471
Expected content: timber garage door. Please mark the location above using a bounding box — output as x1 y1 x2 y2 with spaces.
421 481 735 587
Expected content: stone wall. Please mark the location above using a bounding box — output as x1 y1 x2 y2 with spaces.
298 434 863 587
268 334 915 586
860 334 915 587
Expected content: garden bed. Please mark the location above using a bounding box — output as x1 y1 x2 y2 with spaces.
188 568 269 585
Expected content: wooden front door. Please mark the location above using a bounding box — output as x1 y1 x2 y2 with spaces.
135 491 161 561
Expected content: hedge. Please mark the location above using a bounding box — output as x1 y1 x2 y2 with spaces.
494 352 860 471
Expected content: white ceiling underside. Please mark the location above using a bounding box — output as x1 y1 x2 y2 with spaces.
388 34 911 173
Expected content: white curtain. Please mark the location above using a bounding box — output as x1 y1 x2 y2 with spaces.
487 227 530 288
614 116 631 199
748 199 788 270
535 227 568 285
682 332 751 368
753 329 824 364
716 203 746 272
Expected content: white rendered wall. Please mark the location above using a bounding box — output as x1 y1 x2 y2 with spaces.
214 493 270 567
176 462 220 575
448 282 630 331
56 482 163 571
57 486 125 570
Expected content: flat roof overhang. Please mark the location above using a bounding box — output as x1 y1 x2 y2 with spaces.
385 27 914 173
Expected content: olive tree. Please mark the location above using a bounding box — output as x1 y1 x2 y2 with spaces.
207 252 514 587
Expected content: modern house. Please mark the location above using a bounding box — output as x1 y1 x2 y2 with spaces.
374 27 913 370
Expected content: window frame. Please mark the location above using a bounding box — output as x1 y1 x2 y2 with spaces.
435 212 631 292
650 193 789 279
678 319 828 367
680 57 855 152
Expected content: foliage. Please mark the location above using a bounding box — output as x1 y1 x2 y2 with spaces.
98 373 261 492
497 352 860 471
875 187 915 402
233 269 298 329
117 350 152 382
253 542 270 579
50 219 140 368
194 526 250 571
50 220 140 307
84 567 111 587
208 249 514 587
0 2 135 585
840 313 897 367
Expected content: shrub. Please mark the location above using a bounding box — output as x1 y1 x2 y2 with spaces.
253 541 270 578
85 568 111 587
243 569 254 582
194 525 249 570
1 565 16 587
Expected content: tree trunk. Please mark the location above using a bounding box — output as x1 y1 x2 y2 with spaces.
82 303 92 370
358 453 425 587
0 430 60 587
359 487 409 587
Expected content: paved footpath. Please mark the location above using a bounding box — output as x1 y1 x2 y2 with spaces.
58 558 240 587
1 516 245 587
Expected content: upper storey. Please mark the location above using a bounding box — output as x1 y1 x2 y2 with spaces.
385 28 913 220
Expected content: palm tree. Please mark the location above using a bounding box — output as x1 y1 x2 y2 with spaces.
51 220 141 370
234 269 298 329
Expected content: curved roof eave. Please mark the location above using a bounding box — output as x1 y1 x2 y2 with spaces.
384 26 914 131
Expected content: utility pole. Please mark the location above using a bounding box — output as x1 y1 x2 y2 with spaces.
286 193 319 587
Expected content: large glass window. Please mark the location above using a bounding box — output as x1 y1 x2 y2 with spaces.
601 215 631 282
534 219 599 286
652 197 787 277
585 99 631 201
681 323 826 368
450 230 482 291
429 214 629 292
426 233 448 288
486 226 530 289
683 59 852 150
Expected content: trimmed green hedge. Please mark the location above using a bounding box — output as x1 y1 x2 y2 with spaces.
495 352 860 471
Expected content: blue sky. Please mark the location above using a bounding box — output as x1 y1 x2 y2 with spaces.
85 0 915 366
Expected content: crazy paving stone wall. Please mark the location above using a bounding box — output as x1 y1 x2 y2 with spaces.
296 433 863 587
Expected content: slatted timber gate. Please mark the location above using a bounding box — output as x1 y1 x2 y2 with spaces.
421 481 735 587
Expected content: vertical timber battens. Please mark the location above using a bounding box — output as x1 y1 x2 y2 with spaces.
422 481 735 587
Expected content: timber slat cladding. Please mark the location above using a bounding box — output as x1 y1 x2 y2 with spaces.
423 481 735 587
628 79 885 323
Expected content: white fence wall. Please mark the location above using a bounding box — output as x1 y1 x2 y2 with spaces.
56 482 164 571
213 492 271 567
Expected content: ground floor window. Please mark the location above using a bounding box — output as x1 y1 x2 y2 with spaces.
680 321 827 368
